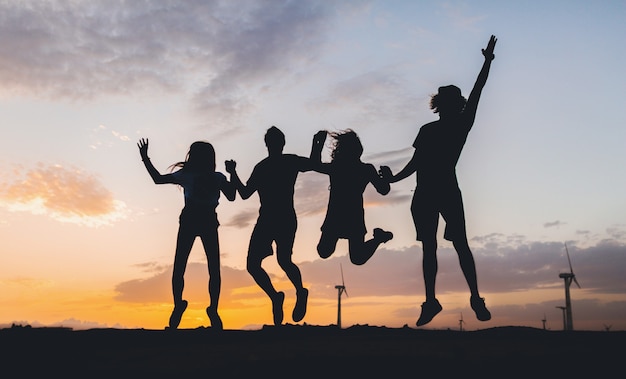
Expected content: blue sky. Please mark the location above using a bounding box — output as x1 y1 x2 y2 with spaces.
0 0 625 331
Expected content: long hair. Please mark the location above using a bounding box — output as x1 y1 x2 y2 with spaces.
170 141 216 173
329 129 363 164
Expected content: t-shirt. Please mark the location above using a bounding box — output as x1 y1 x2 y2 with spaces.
246 154 313 218
412 117 471 191
171 169 227 208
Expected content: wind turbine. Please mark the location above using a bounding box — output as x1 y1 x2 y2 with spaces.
335 264 348 329
559 243 581 331
459 313 464 332
541 313 547 330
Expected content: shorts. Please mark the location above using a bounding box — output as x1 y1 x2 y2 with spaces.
248 214 297 260
179 206 219 237
410 187 467 242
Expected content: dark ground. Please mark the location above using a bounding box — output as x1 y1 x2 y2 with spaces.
0 324 623 378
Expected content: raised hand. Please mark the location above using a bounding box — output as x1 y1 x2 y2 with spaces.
137 138 149 160
379 165 393 181
225 159 236 174
313 130 327 145
482 35 497 61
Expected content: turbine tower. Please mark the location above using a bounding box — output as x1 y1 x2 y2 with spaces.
459 313 464 332
541 313 547 330
559 243 580 331
335 264 348 328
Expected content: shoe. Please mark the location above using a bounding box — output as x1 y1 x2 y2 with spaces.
272 291 285 326
471 296 491 321
168 300 188 329
206 306 223 330
373 228 393 243
292 288 308 322
416 299 442 326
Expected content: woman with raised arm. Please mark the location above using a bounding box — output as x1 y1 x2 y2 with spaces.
138 138 235 330
381 35 497 327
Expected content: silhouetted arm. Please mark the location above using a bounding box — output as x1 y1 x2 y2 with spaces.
369 164 390 195
309 130 330 174
225 160 256 200
221 160 237 201
137 138 175 184
382 150 418 184
464 35 497 128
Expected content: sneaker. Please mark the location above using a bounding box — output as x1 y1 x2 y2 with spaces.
292 288 308 322
471 296 491 321
272 291 285 326
373 228 393 243
206 306 223 331
168 300 188 329
416 299 442 326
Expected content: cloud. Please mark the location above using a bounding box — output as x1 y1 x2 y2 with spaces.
111 235 626 329
310 71 422 127
544 220 566 228
0 163 127 226
224 207 258 229
115 235 626 310
114 263 261 304
0 0 333 129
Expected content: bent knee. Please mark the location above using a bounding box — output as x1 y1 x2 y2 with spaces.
317 244 334 259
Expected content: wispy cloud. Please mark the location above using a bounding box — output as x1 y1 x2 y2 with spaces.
310 71 422 127
0 0 333 130
544 220 566 228
0 163 127 226
224 207 258 229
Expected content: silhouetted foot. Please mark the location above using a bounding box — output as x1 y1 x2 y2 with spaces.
168 300 188 329
272 291 285 326
470 296 491 321
373 228 393 243
292 288 308 322
416 299 442 326
206 306 223 330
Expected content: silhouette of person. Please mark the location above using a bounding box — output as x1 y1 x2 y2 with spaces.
138 138 235 330
311 129 393 266
381 35 497 327
226 126 323 326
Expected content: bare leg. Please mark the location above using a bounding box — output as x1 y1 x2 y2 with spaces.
247 253 284 326
201 231 222 330
276 244 308 322
452 238 491 321
168 226 194 329
348 228 393 266
415 238 442 327
421 238 438 301
317 232 339 259
452 238 479 297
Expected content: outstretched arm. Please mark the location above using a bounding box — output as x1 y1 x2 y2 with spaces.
225 160 256 200
464 35 497 127
137 138 174 184
380 150 418 184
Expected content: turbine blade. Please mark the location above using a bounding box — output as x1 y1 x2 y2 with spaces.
565 243 575 274
573 275 581 288
340 263 345 286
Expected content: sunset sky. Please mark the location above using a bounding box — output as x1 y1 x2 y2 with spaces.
1 0 625 332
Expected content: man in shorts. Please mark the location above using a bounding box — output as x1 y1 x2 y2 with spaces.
381 35 497 326
227 126 324 325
